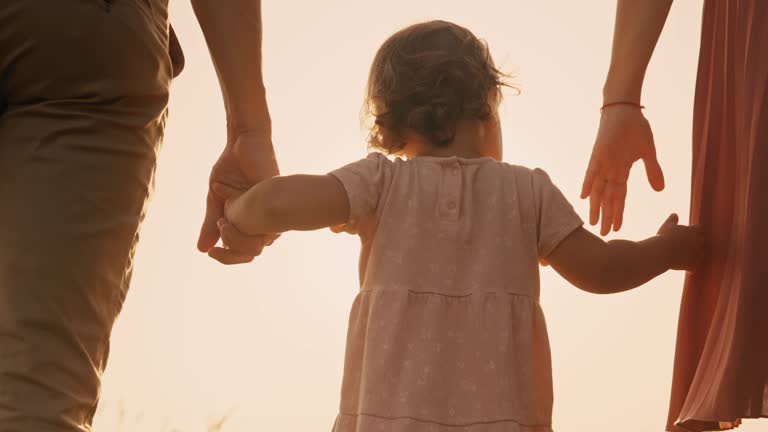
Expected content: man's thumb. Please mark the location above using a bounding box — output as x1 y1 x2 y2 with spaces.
212 182 244 200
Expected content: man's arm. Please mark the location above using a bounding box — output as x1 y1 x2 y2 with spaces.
192 0 270 134
193 0 281 265
546 215 701 294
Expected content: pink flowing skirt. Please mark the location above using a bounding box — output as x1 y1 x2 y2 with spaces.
666 1 768 430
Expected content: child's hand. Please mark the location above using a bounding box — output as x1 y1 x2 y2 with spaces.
657 213 705 271
219 188 242 223
208 183 280 264
213 182 252 228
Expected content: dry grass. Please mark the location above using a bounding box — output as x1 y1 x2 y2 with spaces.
101 400 231 432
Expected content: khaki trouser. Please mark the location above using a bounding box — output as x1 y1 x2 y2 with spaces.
0 1 173 430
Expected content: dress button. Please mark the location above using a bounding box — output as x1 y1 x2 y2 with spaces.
446 201 457 210
451 165 460 175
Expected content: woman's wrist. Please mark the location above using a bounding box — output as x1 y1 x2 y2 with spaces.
602 87 642 105
602 69 645 105
601 101 645 112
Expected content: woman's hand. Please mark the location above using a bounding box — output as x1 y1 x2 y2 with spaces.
656 213 704 271
197 130 280 265
581 105 665 235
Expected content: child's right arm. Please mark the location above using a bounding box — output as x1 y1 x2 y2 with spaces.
546 214 703 294
219 174 351 235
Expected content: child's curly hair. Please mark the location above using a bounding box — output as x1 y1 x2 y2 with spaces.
364 20 515 154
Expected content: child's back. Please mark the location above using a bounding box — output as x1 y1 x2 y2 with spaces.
330 153 582 430
218 19 701 432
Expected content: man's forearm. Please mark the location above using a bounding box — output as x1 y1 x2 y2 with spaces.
192 0 270 135
603 0 673 103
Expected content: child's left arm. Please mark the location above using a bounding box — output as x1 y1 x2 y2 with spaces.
218 174 351 234
545 213 703 294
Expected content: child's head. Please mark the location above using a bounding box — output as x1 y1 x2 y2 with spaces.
364 20 513 159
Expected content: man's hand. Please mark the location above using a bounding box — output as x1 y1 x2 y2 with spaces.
581 105 665 236
197 130 279 264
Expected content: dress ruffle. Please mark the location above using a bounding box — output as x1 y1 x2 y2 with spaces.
333 412 553 432
332 289 554 431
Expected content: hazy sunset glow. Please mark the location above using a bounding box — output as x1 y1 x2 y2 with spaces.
91 2 763 431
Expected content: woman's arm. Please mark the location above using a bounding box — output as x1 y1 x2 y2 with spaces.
603 0 674 103
546 214 702 294
580 0 673 237
220 175 351 234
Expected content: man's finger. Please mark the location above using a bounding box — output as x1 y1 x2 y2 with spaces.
220 222 267 256
330 223 359 235
212 182 246 201
589 179 605 226
197 190 223 252
643 155 666 192
263 233 280 246
207 247 255 265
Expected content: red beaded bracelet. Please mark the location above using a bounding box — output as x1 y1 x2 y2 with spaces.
600 101 645 112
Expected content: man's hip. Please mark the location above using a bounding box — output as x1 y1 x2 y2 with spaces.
0 1 172 430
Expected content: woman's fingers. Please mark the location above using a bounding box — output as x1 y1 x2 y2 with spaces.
589 178 605 226
600 182 614 236
581 159 598 199
612 181 627 232
588 165 630 234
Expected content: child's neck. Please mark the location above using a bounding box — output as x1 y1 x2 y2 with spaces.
414 146 484 159
408 119 493 160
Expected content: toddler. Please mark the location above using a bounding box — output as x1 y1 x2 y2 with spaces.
218 20 702 432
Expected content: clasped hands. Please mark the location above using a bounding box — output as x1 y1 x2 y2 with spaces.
197 131 279 265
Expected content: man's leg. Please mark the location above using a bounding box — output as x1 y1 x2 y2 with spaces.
0 1 172 430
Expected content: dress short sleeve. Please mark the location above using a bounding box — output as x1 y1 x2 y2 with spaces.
328 152 391 225
531 168 584 258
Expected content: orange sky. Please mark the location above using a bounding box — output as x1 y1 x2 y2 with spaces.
93 1 763 431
